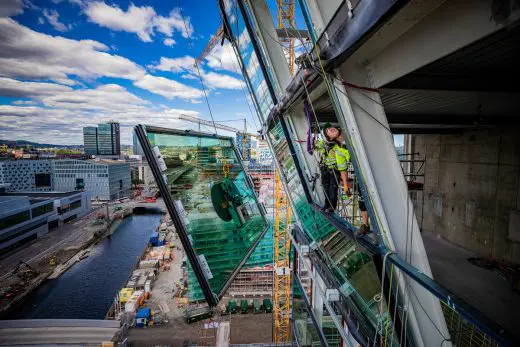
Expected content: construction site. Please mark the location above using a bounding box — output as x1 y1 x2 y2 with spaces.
2 0 520 346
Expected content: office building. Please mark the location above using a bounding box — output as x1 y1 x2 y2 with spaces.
0 195 55 252
52 159 131 200
0 190 90 252
83 127 98 155
0 160 53 192
82 121 120 156
98 122 120 155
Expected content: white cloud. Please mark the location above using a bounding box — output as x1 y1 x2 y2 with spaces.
151 55 244 90
0 19 205 101
0 105 43 117
85 2 156 42
153 8 193 39
0 83 202 145
152 56 195 73
43 9 70 32
0 18 145 83
205 29 250 74
0 0 23 17
134 74 204 100
202 71 245 90
84 2 194 42
0 77 72 98
205 42 239 72
163 38 176 46
12 100 37 105
41 84 149 112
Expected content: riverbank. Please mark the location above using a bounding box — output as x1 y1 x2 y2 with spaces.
0 201 157 318
5 213 163 320
104 213 183 322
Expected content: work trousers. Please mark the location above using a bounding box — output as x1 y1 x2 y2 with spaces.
321 166 339 210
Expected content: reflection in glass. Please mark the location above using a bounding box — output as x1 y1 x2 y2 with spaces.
293 275 323 346
145 129 267 302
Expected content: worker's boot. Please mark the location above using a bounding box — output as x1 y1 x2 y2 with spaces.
359 224 370 235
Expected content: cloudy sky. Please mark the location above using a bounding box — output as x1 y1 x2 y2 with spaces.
0 0 265 145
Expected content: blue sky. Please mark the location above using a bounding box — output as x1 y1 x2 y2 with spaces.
0 0 262 145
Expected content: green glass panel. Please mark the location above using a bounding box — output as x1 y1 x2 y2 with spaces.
144 128 268 302
292 276 323 346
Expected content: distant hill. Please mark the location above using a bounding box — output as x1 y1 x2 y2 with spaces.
0 139 83 149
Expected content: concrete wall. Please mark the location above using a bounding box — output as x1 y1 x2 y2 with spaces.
411 127 520 264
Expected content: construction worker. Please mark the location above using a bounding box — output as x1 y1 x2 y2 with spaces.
315 137 339 212
323 124 370 234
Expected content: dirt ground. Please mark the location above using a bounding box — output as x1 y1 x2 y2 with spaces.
126 313 273 346
146 240 185 320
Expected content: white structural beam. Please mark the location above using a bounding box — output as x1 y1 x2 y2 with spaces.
331 65 449 346
363 0 520 87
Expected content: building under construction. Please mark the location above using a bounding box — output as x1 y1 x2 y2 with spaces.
139 1 520 346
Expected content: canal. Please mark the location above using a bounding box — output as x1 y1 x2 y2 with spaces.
7 213 162 320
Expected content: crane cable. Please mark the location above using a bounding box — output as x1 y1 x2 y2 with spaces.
177 1 218 135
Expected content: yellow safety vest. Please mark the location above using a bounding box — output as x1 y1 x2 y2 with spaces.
316 140 335 169
333 144 350 171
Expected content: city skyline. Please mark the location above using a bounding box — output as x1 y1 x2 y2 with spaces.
0 0 260 145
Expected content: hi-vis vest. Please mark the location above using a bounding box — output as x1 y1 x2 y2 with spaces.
334 144 350 171
316 140 350 171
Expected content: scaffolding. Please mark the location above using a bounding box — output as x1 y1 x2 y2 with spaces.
226 266 274 297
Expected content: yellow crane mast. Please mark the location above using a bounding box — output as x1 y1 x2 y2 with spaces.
274 1 295 343
277 0 296 75
273 171 292 343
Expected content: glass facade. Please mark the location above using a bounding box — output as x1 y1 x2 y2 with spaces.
83 122 120 156
142 128 268 302
31 202 54 218
0 210 30 230
219 2 401 345
83 127 98 155
97 123 114 155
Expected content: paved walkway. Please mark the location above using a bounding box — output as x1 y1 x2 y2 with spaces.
423 231 520 337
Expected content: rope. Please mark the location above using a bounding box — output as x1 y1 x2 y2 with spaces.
177 1 218 135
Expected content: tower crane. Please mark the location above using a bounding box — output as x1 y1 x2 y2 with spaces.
274 1 295 344
277 0 296 75
191 8 294 343
194 24 225 68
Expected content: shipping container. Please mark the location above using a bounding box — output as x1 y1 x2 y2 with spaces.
136 307 151 328
119 288 134 303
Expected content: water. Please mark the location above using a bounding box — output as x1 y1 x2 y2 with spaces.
7 214 162 320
